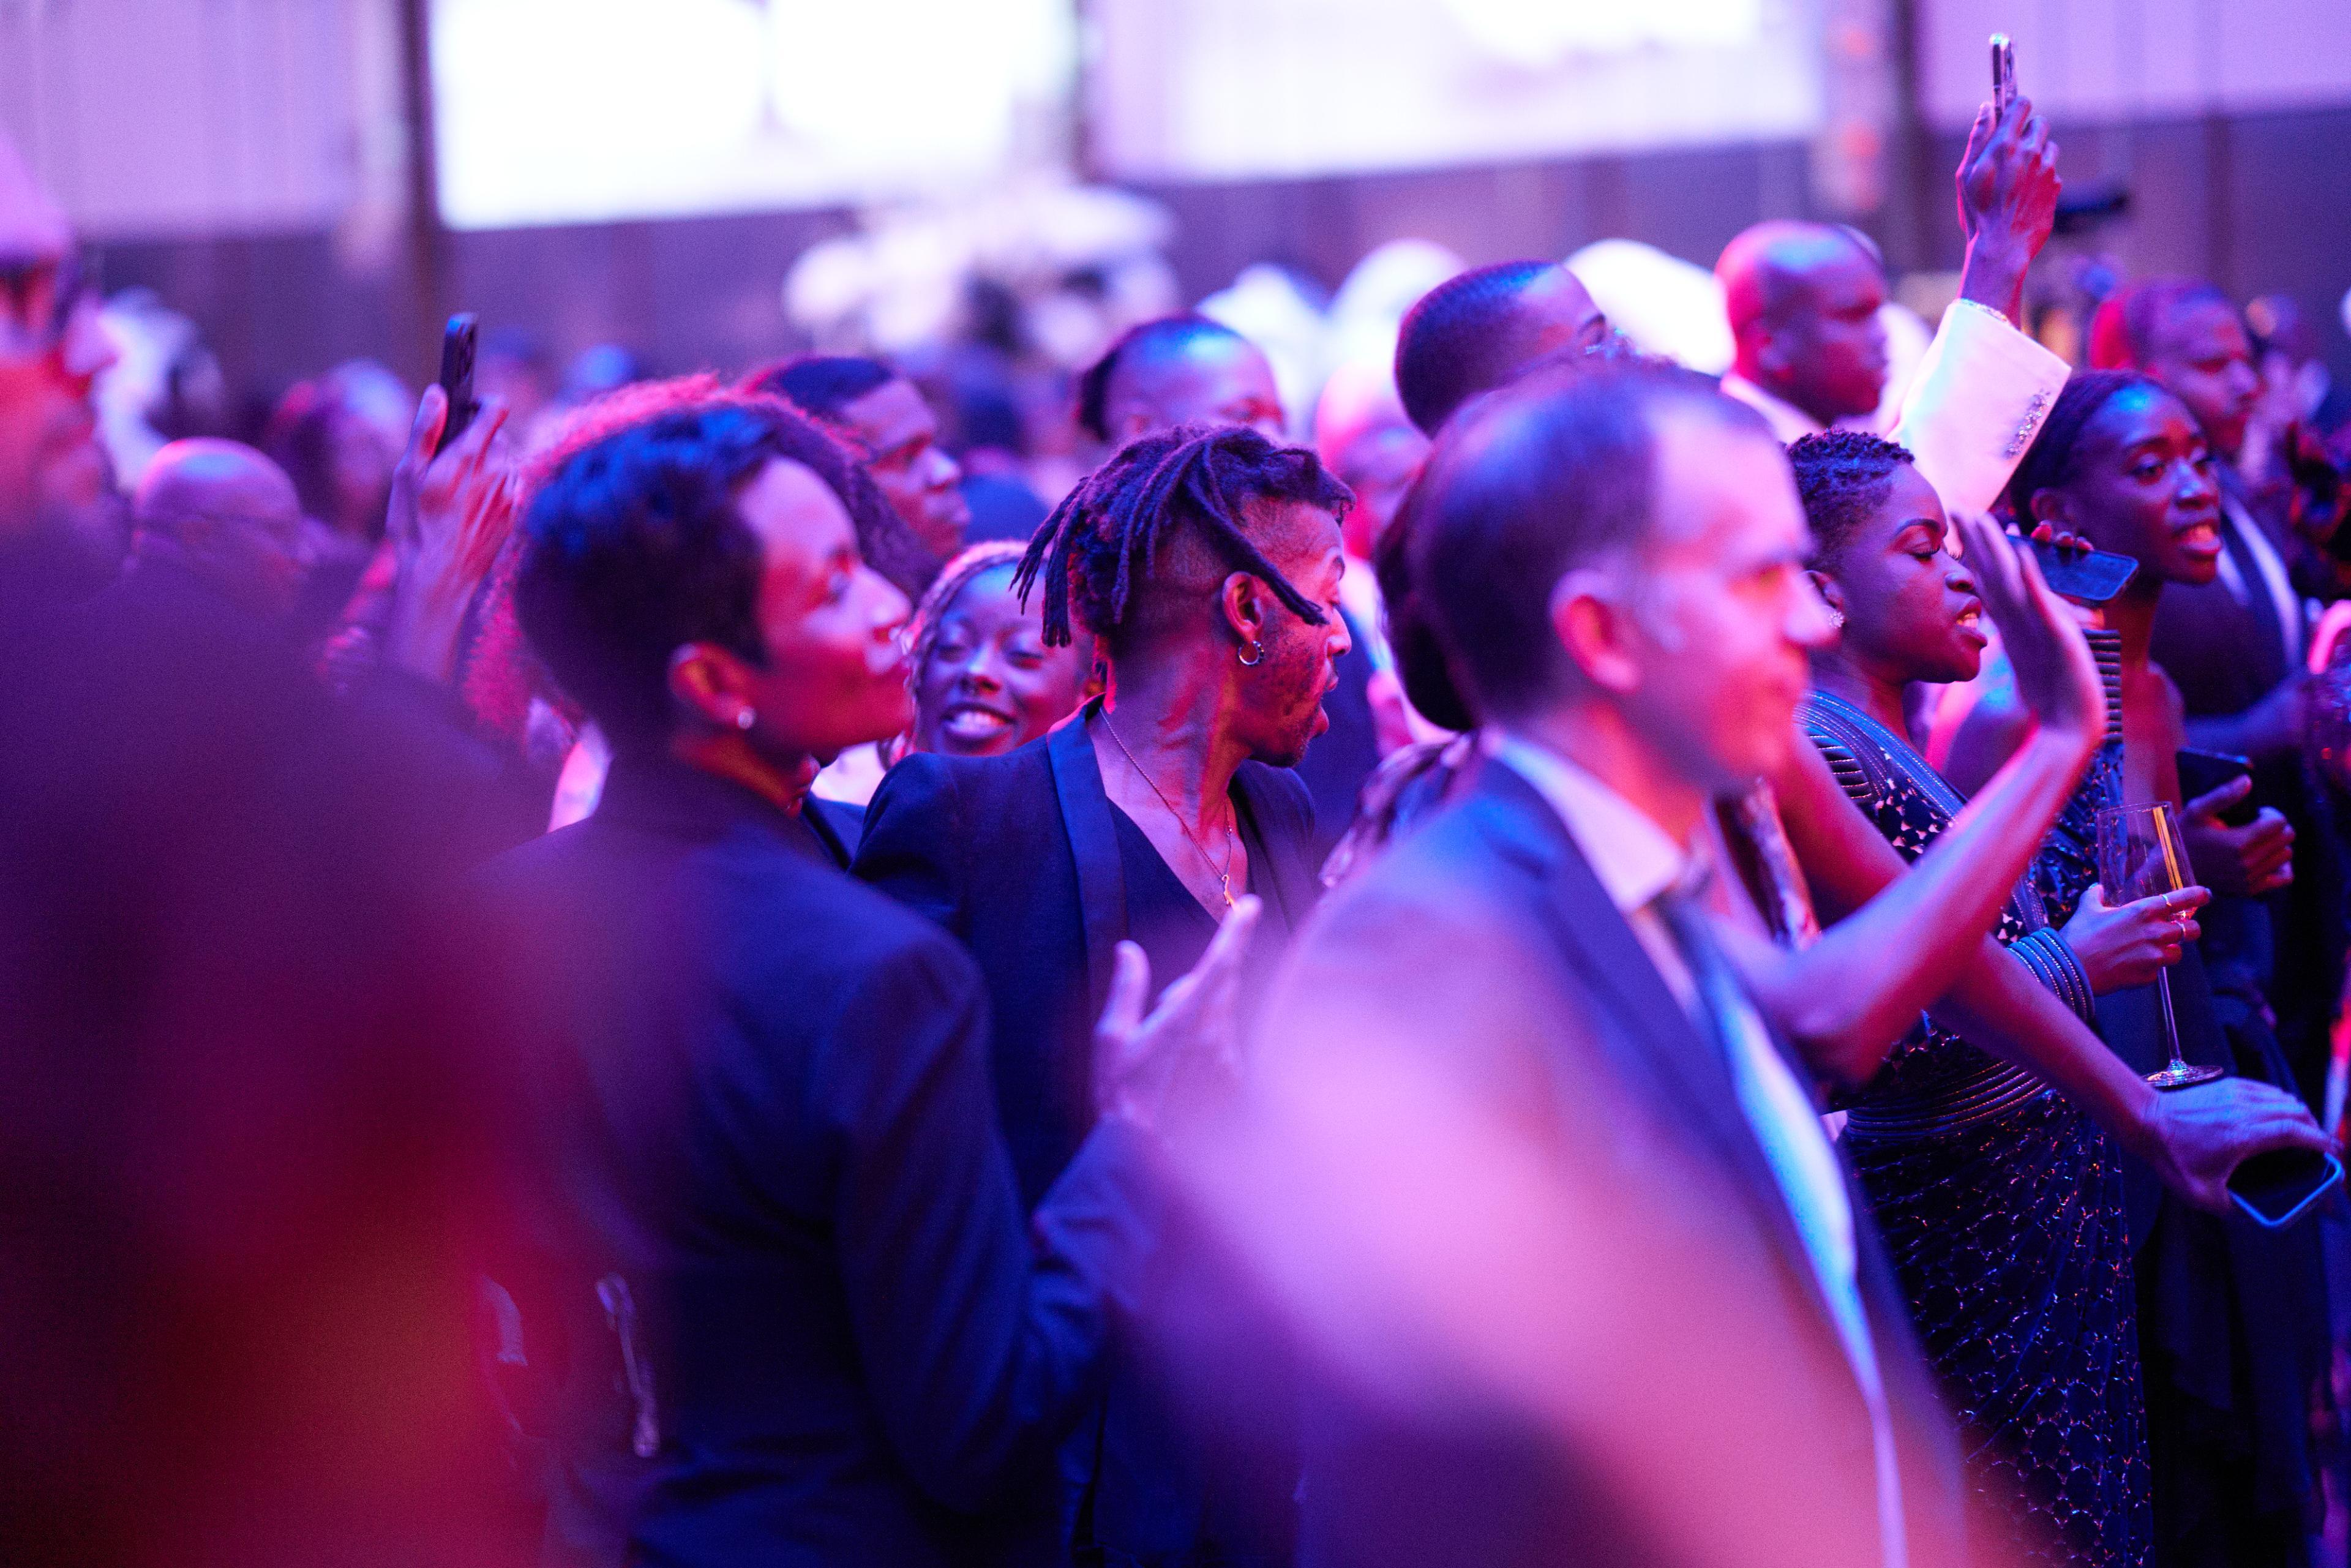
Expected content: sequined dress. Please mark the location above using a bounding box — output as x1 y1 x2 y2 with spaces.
1802 678 2150 1568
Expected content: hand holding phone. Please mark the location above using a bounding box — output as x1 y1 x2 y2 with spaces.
435 312 481 459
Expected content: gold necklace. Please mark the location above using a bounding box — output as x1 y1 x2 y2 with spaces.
1100 714 1239 908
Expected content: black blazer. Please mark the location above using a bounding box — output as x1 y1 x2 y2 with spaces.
854 701 1324 1207
1263 760 1967 1568
479 756 1147 1568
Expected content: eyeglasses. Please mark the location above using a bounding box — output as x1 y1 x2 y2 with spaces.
0 249 96 359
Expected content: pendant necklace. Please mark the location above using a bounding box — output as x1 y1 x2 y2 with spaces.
1100 715 1239 908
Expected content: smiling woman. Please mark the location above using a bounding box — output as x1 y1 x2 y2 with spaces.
901 541 1092 759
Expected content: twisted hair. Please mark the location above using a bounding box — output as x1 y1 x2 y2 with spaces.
1013 424 1348 651
2002 371 2161 522
1787 429 1916 572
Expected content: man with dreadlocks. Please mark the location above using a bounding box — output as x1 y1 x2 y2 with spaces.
855 421 1352 1567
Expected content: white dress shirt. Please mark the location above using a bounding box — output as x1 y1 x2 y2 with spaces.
1485 731 1908 1568
1721 297 2070 519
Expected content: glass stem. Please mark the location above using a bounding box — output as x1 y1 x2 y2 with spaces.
2156 969 2184 1070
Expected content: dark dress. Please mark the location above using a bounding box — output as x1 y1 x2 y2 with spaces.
1802 688 2151 1568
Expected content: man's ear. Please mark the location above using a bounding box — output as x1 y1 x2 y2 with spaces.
1549 568 1641 695
1221 571 1269 651
668 642 754 732
1805 568 1846 621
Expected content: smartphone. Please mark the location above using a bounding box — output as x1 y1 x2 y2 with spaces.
2177 748 2257 827
1990 34 2017 115
2027 537 2137 605
435 312 481 457
2228 1147 2343 1229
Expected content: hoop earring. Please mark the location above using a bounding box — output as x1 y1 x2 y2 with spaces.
1237 639 1265 667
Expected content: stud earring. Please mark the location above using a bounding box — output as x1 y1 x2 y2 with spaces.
1826 607 1845 631
735 708 757 731
1237 639 1265 667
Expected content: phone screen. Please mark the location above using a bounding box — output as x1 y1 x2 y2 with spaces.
2229 1147 2342 1227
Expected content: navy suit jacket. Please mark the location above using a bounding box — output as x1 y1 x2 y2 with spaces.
480 756 1149 1568
1263 761 1967 1568
853 705 1323 1566
853 703 1324 1207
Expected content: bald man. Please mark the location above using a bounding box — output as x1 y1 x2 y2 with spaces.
130 439 315 623
0 130 125 608
1717 94 2068 516
1077 315 1286 447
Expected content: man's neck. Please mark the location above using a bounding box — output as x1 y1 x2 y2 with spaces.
1503 700 1711 850
1093 651 1252 835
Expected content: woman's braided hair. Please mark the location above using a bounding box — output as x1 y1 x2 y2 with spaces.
1013 423 1350 649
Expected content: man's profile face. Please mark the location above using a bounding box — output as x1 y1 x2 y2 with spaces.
1764 247 1888 424
838 376 969 561
2143 299 2259 463
1610 416 1835 792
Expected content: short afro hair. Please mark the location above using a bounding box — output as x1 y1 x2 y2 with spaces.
1786 430 1916 574
1393 260 1562 437
516 391 901 751
742 354 894 422
1075 315 1251 444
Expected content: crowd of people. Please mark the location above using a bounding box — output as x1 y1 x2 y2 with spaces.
11 81 2351 1568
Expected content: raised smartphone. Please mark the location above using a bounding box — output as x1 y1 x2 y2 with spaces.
435 311 481 457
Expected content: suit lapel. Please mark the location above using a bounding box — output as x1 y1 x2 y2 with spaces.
1047 701 1130 1018
1474 763 1843 1337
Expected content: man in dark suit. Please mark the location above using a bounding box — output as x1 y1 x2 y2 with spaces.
1076 315 1387 857
482 391 1255 1567
1262 364 1968 1567
857 424 1353 1564
2098 278 2349 1105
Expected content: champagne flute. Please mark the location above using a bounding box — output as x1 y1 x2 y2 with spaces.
2094 801 2223 1089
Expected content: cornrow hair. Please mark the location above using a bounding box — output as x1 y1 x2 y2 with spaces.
2003 371 2156 522
1074 315 1245 444
1013 423 1348 648
1787 429 1917 572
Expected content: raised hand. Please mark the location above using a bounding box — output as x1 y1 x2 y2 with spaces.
2183 776 2295 896
2140 1075 2334 1214
2061 882 2210 992
1093 895 1262 1135
1955 512 2102 747
1954 93 2061 322
384 383 516 685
